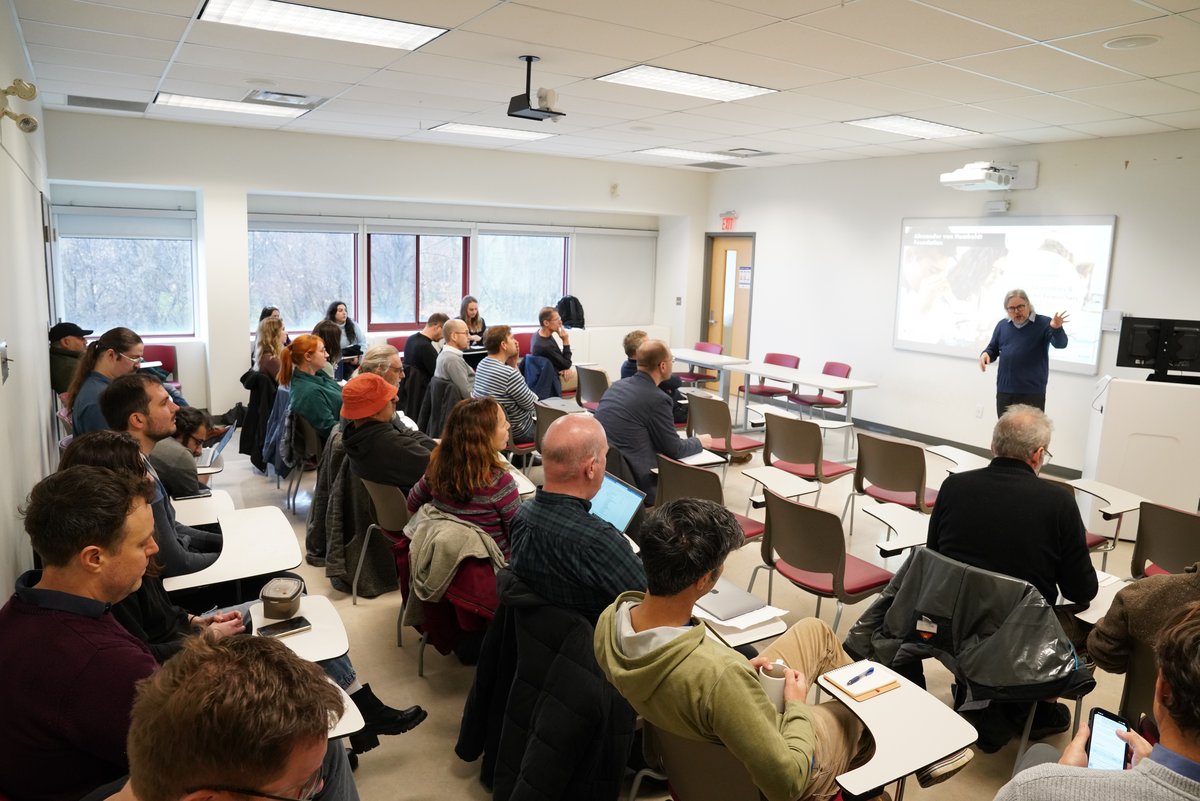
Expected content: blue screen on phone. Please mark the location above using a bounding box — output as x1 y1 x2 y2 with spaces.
1088 712 1128 770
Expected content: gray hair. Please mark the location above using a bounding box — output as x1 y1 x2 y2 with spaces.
992 404 1052 460
359 344 399 376
1003 289 1034 316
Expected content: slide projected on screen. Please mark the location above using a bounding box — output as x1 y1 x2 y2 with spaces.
894 216 1114 374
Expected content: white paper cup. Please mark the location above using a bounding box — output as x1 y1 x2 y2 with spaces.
758 660 788 713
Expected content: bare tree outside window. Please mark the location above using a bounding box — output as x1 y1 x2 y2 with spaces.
476 234 566 325
58 236 195 335
248 230 355 331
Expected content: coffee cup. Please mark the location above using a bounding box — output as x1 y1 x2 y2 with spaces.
758 660 788 713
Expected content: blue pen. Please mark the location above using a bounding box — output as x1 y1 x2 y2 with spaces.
845 666 875 686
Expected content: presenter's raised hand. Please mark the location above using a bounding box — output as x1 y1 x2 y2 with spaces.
979 353 990 372
1051 311 1070 329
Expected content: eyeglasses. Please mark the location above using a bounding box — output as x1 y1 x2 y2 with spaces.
1041 447 1053 465
1006 303 1028 313
185 767 323 801
184 434 205 451
120 352 145 365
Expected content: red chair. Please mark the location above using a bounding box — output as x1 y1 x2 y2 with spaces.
686 393 764 485
386 334 411 355
789 361 851 419
513 331 534 357
142 344 182 395
674 341 722 386
842 432 938 537
758 413 853 507
735 352 799 418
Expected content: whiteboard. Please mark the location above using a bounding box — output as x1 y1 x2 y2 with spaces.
570 232 656 326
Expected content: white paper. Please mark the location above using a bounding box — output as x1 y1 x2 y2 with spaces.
693 604 788 630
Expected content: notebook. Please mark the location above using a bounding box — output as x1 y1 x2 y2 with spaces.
694 577 766 621
196 421 237 468
823 660 900 701
589 474 646 534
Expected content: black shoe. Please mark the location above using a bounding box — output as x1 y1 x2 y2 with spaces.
349 683 428 736
1029 702 1071 740
346 748 358 771
349 731 380 755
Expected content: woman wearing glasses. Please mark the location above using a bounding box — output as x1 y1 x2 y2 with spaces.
65 325 144 435
979 289 1069 417
280 335 343 441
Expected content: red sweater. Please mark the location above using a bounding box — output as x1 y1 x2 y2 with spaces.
407 468 521 556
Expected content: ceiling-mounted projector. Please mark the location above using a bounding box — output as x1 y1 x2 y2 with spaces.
508 55 564 122
939 160 1038 191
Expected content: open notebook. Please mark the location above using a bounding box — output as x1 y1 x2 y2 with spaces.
823 660 900 701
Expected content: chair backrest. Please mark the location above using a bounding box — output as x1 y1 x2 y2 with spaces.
655 454 724 506
1131 501 1200 578
763 352 799 369
514 331 534 356
694 341 722 355
763 413 825 477
854 432 930 509
1118 638 1159 728
386 334 410 354
359 477 411 532
294 414 323 460
576 365 610 405
642 720 762 801
534 400 571 451
817 361 852 400
763 489 848 596
686 393 732 442
143 344 178 377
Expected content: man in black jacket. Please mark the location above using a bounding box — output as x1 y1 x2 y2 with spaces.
341 372 435 495
401 313 447 420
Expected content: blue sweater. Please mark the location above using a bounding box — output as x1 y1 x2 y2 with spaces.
982 314 1067 394
72 372 112 435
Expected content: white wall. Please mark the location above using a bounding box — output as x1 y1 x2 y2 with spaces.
709 129 1200 470
44 112 711 414
0 0 52 593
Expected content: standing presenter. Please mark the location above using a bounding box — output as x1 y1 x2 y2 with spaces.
980 289 1069 416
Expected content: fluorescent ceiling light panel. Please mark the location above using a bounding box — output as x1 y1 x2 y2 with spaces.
200 0 446 50
638 147 735 161
430 123 554 141
846 115 976 139
597 65 775 102
154 92 306 118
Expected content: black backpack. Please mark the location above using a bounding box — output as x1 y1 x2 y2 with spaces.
556 295 585 329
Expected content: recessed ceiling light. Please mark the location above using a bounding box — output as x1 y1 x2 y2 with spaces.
847 115 976 139
200 0 447 50
153 92 307 118
430 123 554 141
637 147 736 161
1103 35 1162 50
597 65 775 102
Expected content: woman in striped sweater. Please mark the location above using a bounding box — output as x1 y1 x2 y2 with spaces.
406 397 522 556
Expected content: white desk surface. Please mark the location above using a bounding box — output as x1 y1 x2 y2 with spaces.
926 444 991 474
679 449 728 467
752 405 853 430
539 396 588 414
1074 571 1132 625
671 348 750 369
705 616 787 649
163 506 302 592
736 361 878 394
678 386 717 399
818 665 977 796
251 595 349 663
1068 478 1147 517
172 489 236 527
508 466 537 497
196 453 224 477
331 684 365 738
863 503 929 557
743 466 819 499
140 360 163 369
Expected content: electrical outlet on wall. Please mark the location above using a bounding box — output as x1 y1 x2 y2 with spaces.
675 297 682 306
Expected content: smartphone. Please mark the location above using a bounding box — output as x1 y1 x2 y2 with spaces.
258 616 312 639
1087 707 1130 770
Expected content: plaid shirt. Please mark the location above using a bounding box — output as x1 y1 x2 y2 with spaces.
509 488 645 621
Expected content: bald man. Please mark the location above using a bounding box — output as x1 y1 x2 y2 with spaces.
508 415 645 621
434 318 475 399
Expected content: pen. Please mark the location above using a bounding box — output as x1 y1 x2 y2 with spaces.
845 666 875 686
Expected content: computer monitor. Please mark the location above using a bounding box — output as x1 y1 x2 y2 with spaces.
1116 316 1200 382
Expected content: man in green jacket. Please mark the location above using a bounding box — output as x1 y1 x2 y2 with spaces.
593 498 870 801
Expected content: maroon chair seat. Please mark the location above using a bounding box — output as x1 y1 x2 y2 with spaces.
1084 531 1108 549
741 384 790 398
732 512 764 541
674 341 722 384
775 555 894 596
772 458 854 481
1145 563 1170 576
582 400 599 412
709 434 765 454
788 393 842 407
863 485 939 509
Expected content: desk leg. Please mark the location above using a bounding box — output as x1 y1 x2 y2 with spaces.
843 391 856 460
741 373 752 430
717 369 730 401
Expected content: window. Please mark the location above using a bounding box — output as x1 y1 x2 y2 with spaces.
475 234 568 325
54 211 197 336
367 233 468 326
247 228 356 331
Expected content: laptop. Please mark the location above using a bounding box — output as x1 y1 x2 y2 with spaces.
589 474 646 534
695 577 766 622
196 421 237 468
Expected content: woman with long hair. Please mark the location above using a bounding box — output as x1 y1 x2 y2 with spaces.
312 320 342 379
255 317 285 380
65 326 144 435
280 334 343 440
251 306 290 364
407 397 521 556
325 300 365 379
458 295 487 345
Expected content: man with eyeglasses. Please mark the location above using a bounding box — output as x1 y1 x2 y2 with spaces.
926 404 1097 752
980 288 1069 417
147 406 212 499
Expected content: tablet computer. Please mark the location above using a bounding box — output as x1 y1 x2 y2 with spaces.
589 474 646 534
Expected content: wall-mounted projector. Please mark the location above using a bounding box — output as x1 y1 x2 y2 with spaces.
940 160 1038 191
508 55 564 122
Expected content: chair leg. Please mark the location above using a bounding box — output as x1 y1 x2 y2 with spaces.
1013 702 1038 774
352 525 376 606
396 600 404 648
627 766 668 801
1072 696 1083 738
833 601 844 633
747 563 773 595
745 479 762 517
814 596 823 621
418 631 428 677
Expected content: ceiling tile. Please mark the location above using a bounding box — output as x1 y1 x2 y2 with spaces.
797 78 948 113
1161 70 1200 92
869 63 1035 104
174 43 379 85
27 44 167 77
715 21 924 75
1063 79 1200 116
641 111 766 137
649 44 840 90
800 0 1028 61
76 0 198 15
917 104 1039 132
359 70 509 103
382 51 574 89
1145 108 1200 128
719 0 843 18
164 64 354 100
740 89 886 122
1066 117 1177 136
832 143 919 159
976 94 1123 125
1050 15 1200 79
753 126 862 148
685 100 826 129
20 21 178 59
885 138 970 153
312 0 500 29
186 20 407 70
949 44 1140 93
556 78 720 112
34 79 154 103
516 0 775 41
1000 126 1097 143
15 0 188 40
33 63 161 91
419 31 628 78
797 121 916 144
918 0 1165 41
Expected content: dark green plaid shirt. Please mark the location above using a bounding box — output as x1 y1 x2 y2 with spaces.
509 488 646 621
